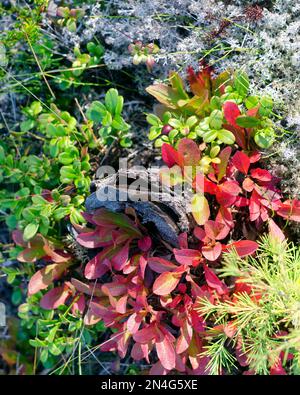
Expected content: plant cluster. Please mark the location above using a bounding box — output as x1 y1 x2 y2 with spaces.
6 66 299 375
147 65 276 150
0 0 299 376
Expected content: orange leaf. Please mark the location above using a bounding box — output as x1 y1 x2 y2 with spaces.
153 271 181 296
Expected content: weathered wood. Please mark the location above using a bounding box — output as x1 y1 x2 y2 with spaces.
85 169 191 247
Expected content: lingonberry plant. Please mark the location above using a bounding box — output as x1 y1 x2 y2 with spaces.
146 64 277 151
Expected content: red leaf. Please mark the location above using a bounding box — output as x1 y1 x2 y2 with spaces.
216 181 241 207
268 219 285 242
173 248 202 266
156 335 176 370
247 106 259 117
250 168 272 182
176 320 193 354
224 240 258 257
137 236 152 251
178 232 188 249
42 245 71 263
71 294 86 316
204 220 227 241
236 338 249 367
194 173 217 195
161 143 182 168
187 65 211 97
131 342 149 362
223 124 246 149
249 151 261 163
242 177 255 192
235 197 249 207
84 254 111 280
115 295 128 314
177 138 200 166
231 151 250 174
12 230 27 247
91 209 142 237
223 101 241 128
76 228 112 248
203 264 228 295
17 234 46 263
277 200 300 222
153 271 182 296
217 146 232 181
133 325 157 344
216 207 234 231
70 278 102 297
138 255 147 278
40 285 70 310
147 257 178 273
270 358 287 375
102 281 127 298
111 241 130 271
202 242 222 261
28 262 71 296
149 361 168 375
127 312 143 334
194 226 207 242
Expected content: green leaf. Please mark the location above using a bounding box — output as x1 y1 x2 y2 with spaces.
23 223 39 241
20 119 35 133
169 71 189 101
234 71 249 98
31 195 48 205
210 145 220 158
46 124 67 137
148 127 161 140
86 101 107 123
58 149 78 165
236 116 261 128
87 42 104 57
111 115 129 131
210 96 221 110
30 101 43 116
5 214 17 229
168 118 182 129
120 136 132 148
245 95 259 110
202 130 218 143
105 88 119 115
70 208 85 224
12 288 22 305
0 42 8 67
254 129 275 149
102 111 113 127
146 113 161 126
259 96 273 117
191 194 210 225
29 338 48 348
217 129 235 145
186 116 198 128
115 96 124 115
49 343 63 356
209 109 223 130
53 207 71 221
40 349 48 364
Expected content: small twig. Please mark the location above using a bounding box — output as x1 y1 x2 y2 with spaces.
74 98 88 123
24 30 56 99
